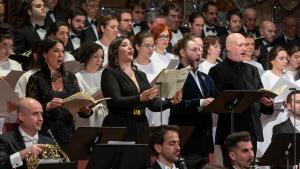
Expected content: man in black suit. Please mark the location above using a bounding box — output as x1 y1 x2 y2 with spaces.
117 9 134 38
224 132 254 169
14 0 47 54
65 7 87 53
274 16 300 50
0 98 54 169
242 8 260 39
129 0 146 35
81 0 100 42
149 125 181 169
273 91 300 136
170 35 217 168
257 20 276 70
44 0 67 28
202 2 226 37
208 33 273 168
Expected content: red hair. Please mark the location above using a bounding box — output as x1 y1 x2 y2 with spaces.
150 24 172 42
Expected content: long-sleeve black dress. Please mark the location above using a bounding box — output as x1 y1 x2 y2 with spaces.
101 67 172 141
26 71 80 146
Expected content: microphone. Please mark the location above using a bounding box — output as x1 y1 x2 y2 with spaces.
178 157 188 169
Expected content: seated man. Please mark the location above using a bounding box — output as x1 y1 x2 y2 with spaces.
224 131 254 169
149 125 182 169
0 98 54 169
273 91 300 136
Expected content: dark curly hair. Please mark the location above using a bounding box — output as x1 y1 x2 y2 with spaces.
77 41 103 67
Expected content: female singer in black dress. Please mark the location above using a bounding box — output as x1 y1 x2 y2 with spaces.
101 37 182 141
26 38 91 146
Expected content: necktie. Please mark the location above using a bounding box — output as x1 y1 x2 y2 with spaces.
71 34 81 39
172 29 178 33
206 27 216 32
265 43 273 48
35 24 45 30
47 10 54 15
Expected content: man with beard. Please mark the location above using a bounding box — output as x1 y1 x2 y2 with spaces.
149 125 181 169
224 132 254 169
65 7 87 53
169 35 217 169
202 2 225 37
117 10 134 37
0 98 54 169
14 0 47 54
208 33 273 168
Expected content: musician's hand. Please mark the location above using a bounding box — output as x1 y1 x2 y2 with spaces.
171 89 182 105
140 87 159 102
259 97 273 106
46 98 63 111
200 97 215 107
19 144 47 160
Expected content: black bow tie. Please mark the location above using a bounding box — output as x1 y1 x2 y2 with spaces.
206 27 216 32
71 34 81 39
47 10 54 15
35 24 45 30
91 20 97 26
172 29 178 33
286 39 295 43
247 29 256 34
133 23 141 27
265 43 273 48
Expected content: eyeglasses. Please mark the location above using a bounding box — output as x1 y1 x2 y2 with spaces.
0 44 15 51
158 34 169 40
142 44 155 49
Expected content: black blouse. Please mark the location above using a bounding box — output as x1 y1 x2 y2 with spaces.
26 71 80 146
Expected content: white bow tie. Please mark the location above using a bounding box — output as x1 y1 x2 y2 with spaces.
23 135 38 143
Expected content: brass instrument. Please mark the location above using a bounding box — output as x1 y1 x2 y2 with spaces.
25 130 70 169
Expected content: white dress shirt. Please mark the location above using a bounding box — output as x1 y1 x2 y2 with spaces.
0 59 22 77
10 128 39 168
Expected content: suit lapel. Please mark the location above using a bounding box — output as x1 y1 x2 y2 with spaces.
197 72 207 98
286 118 299 133
187 73 204 98
13 130 26 151
28 24 41 41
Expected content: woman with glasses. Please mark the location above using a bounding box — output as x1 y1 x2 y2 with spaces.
0 34 22 78
101 37 181 141
150 24 176 70
75 41 108 127
96 14 119 66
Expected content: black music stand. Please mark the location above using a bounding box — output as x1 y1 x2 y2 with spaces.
65 127 127 160
203 90 276 133
86 144 150 169
257 133 300 168
37 161 77 169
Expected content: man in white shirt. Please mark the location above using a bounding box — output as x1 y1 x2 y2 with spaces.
149 125 181 169
273 91 300 136
224 132 254 169
0 98 54 169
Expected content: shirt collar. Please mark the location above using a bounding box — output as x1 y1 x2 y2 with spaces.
156 160 177 169
289 115 300 131
19 127 38 143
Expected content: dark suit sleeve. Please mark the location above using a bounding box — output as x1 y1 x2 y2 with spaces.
13 29 28 54
0 137 14 169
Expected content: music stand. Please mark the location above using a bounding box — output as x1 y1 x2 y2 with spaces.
257 133 300 168
37 161 77 169
203 90 275 133
65 127 127 160
86 144 150 169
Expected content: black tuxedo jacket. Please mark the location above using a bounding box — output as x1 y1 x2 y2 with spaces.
0 129 54 169
13 23 44 54
241 27 261 38
273 118 298 137
274 36 300 49
257 40 270 70
209 58 273 144
151 161 163 169
44 10 67 28
169 63 217 156
81 20 99 43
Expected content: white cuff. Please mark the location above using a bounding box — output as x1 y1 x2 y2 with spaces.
200 99 204 107
10 152 23 168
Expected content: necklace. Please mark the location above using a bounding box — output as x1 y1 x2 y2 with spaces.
50 71 61 82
